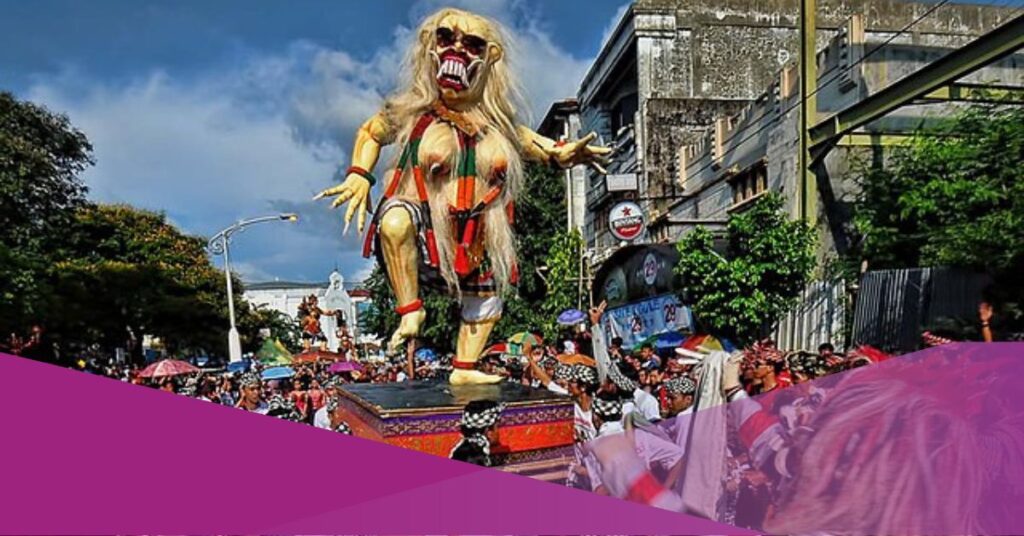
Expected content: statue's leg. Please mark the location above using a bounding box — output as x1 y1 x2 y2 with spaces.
379 206 426 352
449 295 504 385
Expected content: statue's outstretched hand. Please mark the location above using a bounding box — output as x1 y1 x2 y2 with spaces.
314 172 373 234
549 132 614 174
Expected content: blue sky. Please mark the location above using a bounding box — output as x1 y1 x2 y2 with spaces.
4 0 629 284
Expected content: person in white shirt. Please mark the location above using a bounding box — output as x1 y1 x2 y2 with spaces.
584 395 684 494
234 373 269 415
314 377 341 429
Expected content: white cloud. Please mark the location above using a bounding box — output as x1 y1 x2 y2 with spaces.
24 0 601 284
600 3 633 49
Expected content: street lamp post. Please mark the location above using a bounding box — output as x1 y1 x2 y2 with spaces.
208 213 298 363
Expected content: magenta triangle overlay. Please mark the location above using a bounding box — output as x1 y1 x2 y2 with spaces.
0 354 752 535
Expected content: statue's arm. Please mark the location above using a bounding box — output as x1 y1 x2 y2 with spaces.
517 125 559 165
315 111 396 233
351 111 396 173
516 125 612 174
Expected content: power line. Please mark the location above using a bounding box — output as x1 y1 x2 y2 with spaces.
650 1 1022 200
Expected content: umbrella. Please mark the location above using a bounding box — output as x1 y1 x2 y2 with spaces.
639 331 687 351
557 308 586 326
414 348 438 362
507 332 542 356
678 333 734 354
328 361 365 373
226 360 251 373
293 349 343 363
481 343 507 358
256 339 292 365
261 366 295 380
556 353 596 367
139 359 200 378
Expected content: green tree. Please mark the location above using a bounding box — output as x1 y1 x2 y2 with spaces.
675 193 816 344
236 302 302 354
360 163 570 351
49 204 230 362
852 103 1024 332
853 104 1024 274
0 92 92 333
535 229 585 341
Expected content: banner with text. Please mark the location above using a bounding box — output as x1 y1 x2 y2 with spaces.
602 294 694 350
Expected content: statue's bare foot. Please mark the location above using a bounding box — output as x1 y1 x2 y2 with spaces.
449 369 504 385
388 309 426 353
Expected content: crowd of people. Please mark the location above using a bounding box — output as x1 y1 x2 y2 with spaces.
9 294 1004 532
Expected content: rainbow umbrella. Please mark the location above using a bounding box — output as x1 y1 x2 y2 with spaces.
138 359 199 379
507 332 542 356
256 338 292 365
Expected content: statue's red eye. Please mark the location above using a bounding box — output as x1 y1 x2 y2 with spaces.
462 34 487 56
436 27 455 47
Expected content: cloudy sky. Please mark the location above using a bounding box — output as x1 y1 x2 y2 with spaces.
4 0 629 284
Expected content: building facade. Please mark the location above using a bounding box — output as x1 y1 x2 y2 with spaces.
537 99 589 234
242 271 362 352
576 0 1018 262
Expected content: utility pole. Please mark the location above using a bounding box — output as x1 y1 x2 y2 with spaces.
799 0 818 224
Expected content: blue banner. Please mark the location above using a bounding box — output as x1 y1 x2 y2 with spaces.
601 294 694 350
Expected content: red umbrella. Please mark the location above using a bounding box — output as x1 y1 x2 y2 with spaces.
138 359 199 378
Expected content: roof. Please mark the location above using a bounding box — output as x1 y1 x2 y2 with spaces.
244 281 328 291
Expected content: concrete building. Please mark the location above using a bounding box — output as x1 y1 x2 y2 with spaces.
566 0 1020 351
576 0 1019 262
537 99 588 234
242 270 362 352
663 11 1023 259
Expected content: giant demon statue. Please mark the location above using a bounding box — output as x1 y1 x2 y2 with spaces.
317 8 610 385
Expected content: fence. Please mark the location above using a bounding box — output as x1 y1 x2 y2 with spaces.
773 279 848 352
850 267 992 353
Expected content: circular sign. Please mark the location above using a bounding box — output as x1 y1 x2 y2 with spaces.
609 201 645 241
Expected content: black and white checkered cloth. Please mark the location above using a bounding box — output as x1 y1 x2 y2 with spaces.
553 364 572 381
664 376 696 395
592 397 623 420
335 421 352 435
325 395 340 413
571 364 598 387
239 372 261 388
607 362 638 392
460 402 506 430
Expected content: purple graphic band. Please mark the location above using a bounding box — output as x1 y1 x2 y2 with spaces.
577 343 1024 535
0 353 749 534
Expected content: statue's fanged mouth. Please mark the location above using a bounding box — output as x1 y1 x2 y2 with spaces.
436 51 472 91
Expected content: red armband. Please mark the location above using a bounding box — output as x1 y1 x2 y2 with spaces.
395 299 423 315
347 166 377 187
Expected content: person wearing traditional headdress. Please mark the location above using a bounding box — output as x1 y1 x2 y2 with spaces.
449 399 505 467
235 372 269 414
664 376 697 418
585 394 684 495
604 360 661 422
266 393 302 422
565 364 601 489
742 339 789 396
314 377 341 429
323 396 353 434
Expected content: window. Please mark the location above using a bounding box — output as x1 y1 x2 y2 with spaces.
729 162 768 208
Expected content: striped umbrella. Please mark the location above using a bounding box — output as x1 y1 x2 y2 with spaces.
138 359 200 378
507 332 542 356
